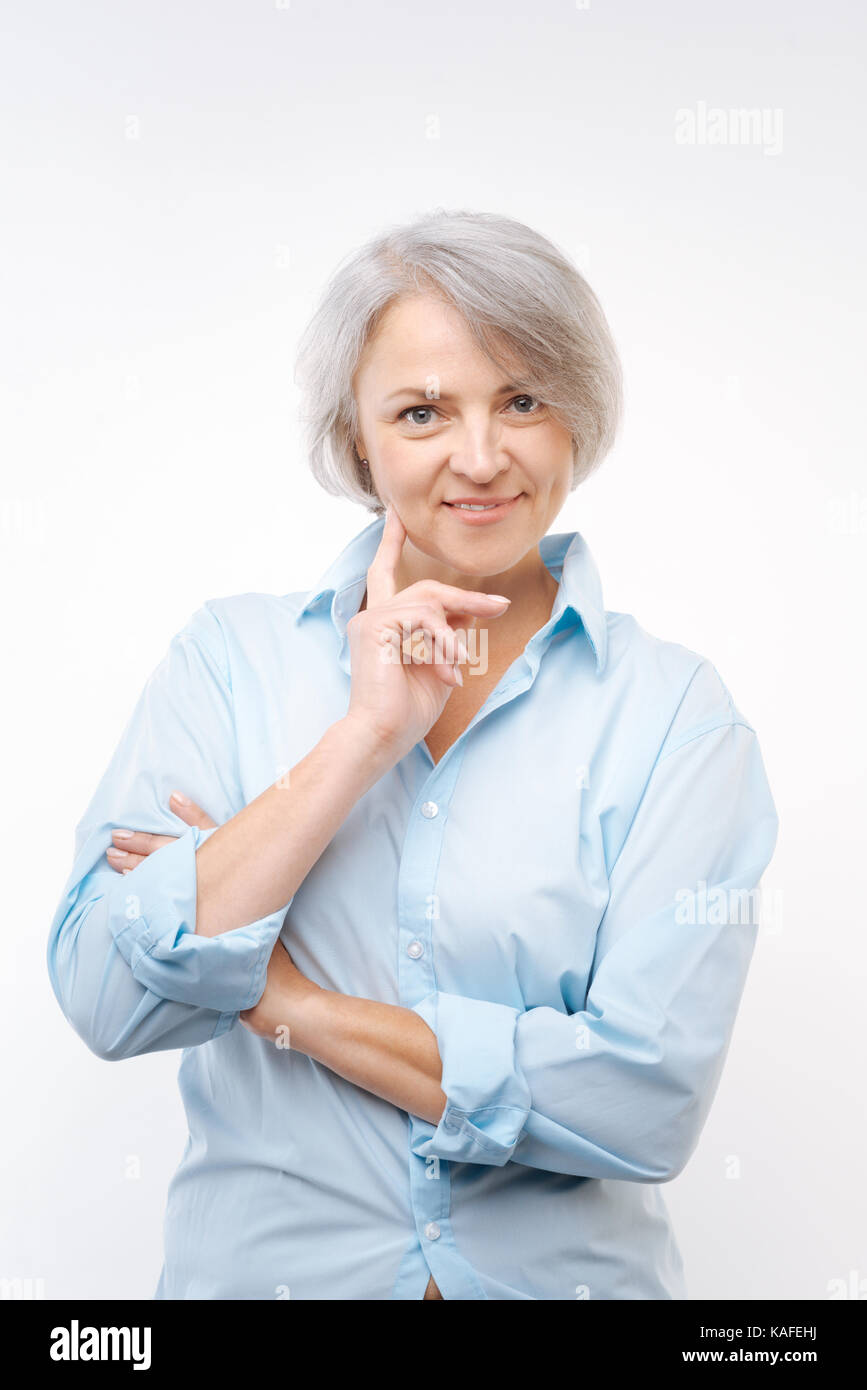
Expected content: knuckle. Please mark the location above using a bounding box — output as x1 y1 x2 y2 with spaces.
411 579 440 601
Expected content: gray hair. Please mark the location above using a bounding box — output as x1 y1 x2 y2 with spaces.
294 208 623 514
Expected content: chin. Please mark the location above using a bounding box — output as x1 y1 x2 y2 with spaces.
409 520 530 579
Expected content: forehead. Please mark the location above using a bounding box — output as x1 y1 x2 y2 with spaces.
357 293 514 384
368 294 470 357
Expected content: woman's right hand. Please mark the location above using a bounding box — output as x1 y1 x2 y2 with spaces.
343 504 512 762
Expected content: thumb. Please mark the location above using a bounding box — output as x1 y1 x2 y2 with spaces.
169 790 218 830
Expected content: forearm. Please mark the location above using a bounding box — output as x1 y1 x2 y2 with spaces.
195 717 393 938
290 986 447 1125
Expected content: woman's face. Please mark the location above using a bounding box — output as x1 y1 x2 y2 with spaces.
351 292 574 582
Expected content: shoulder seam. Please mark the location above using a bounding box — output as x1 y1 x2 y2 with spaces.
657 715 756 763
183 601 243 797
196 600 234 696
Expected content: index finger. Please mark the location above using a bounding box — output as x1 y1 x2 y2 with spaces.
365 503 407 609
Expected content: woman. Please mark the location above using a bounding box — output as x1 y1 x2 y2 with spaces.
48 209 779 1301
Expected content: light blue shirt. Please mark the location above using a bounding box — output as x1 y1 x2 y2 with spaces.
48 515 779 1300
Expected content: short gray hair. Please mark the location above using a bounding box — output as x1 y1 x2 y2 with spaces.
294 208 623 514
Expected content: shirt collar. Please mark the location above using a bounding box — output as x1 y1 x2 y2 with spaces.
292 514 608 675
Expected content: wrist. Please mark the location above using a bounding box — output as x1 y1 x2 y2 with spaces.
284 981 333 1059
241 972 323 1048
329 714 399 778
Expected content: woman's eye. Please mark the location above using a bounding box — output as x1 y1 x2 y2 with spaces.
399 405 439 427
508 394 541 414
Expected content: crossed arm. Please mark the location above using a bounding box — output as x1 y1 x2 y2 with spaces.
240 938 447 1126
71 701 779 1193
106 751 447 1127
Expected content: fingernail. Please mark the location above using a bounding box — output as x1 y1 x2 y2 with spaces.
107 847 127 859
112 829 134 840
454 665 464 686
486 594 511 604
170 790 191 805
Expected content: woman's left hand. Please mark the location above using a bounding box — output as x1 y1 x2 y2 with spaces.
105 790 217 872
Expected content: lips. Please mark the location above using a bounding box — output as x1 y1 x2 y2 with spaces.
442 494 523 525
444 496 521 510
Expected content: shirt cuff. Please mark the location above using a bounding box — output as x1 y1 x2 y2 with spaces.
107 824 293 1013
409 990 532 1167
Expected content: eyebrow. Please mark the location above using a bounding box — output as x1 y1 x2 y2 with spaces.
383 382 525 405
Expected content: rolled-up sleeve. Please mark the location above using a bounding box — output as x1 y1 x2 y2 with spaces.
47 602 293 1060
410 716 779 1181
105 822 286 1012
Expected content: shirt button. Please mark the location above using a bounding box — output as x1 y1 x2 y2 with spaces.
407 940 424 959
424 1222 441 1241
421 801 438 818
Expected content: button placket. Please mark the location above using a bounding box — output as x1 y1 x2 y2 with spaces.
397 752 463 1011
397 756 466 1281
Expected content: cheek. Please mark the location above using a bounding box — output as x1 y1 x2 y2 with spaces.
524 444 573 498
376 438 438 492
540 430 575 490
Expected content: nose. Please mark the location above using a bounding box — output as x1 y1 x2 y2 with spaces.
446 411 511 484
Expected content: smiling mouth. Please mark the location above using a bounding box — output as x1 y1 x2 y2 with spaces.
443 496 522 511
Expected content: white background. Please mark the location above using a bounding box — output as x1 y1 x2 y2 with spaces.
1 0 865 1300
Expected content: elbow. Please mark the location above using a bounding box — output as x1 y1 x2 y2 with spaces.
47 903 136 1063
91 1038 140 1063
49 988 125 1062
48 966 131 1063
73 1024 131 1064
614 1147 689 1185
643 1150 692 1184
68 1007 135 1062
635 1082 710 1183
626 1032 730 1183
56 980 148 1062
